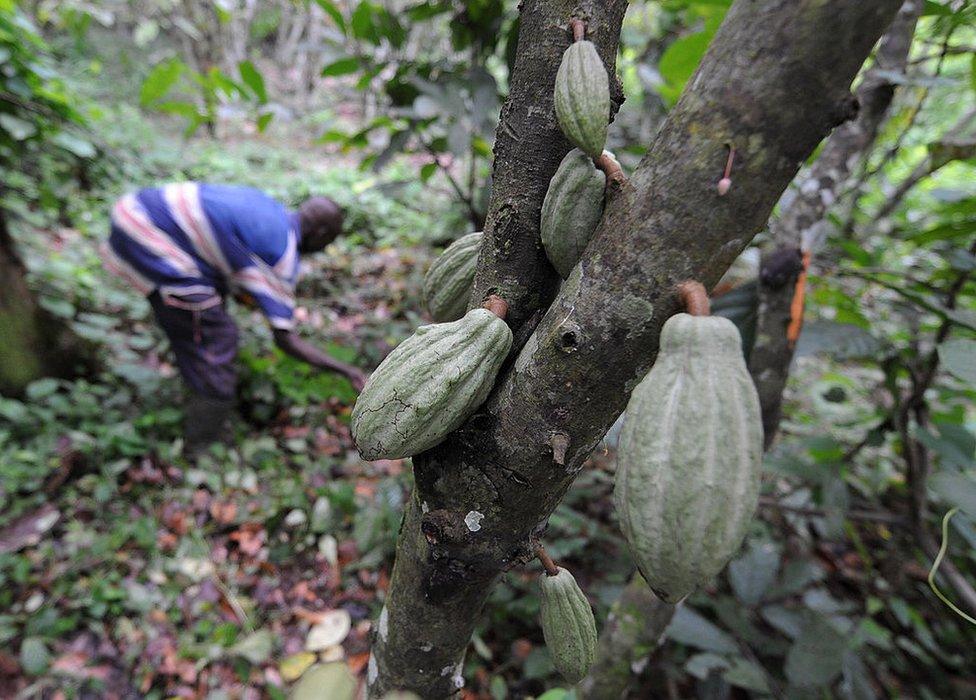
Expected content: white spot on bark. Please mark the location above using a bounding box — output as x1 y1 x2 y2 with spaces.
421 501 430 513
452 662 465 689
420 641 433 652
378 606 389 641
440 665 454 676
367 653 378 685
464 510 484 532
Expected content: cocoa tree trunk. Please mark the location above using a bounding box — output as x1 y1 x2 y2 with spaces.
749 0 922 445
0 209 94 395
368 1 902 697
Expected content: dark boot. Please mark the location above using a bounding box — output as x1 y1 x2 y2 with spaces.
183 393 235 456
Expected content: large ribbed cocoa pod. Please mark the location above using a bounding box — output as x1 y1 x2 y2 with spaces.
614 314 764 603
539 567 598 684
554 40 610 158
422 231 483 322
351 307 512 460
540 148 606 279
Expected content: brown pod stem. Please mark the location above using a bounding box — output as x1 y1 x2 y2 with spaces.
594 152 626 189
717 144 736 196
535 542 560 577
482 294 509 320
677 280 710 316
570 18 586 42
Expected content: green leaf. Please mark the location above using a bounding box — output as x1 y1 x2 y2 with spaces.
939 338 976 385
667 606 738 654
406 1 452 21
133 18 159 46
257 112 273 132
238 60 267 102
785 615 848 687
229 629 273 664
656 16 723 104
19 637 50 675
930 472 976 516
922 0 953 15
420 162 438 182
685 652 730 679
313 0 346 34
50 131 96 158
0 113 37 140
724 658 770 692
321 57 361 77
140 59 184 106
728 541 780 606
794 321 880 360
316 128 349 144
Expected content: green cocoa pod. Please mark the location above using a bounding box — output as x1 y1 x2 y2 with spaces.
614 313 763 604
554 40 610 158
423 231 484 322
291 662 356 700
541 149 606 278
539 567 598 684
351 307 512 460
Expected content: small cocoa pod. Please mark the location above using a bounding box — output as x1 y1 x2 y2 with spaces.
554 40 610 158
539 567 598 684
423 231 483 322
351 307 512 460
541 148 606 278
614 314 764 603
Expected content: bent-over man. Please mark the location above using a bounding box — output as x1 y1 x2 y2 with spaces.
103 182 366 451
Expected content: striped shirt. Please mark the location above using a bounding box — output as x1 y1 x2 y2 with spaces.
103 182 300 330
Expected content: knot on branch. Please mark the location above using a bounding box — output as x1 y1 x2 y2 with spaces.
830 93 860 128
421 509 470 546
557 321 581 353
760 246 805 289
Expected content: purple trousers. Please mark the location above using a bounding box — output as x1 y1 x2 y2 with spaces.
148 291 239 401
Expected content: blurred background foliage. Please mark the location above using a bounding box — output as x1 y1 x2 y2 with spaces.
0 0 974 698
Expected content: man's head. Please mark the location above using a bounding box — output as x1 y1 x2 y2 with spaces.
298 196 344 254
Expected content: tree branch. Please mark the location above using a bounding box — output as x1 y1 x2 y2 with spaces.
368 1 903 696
468 0 629 345
748 0 922 446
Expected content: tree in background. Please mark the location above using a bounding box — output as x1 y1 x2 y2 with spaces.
0 3 96 394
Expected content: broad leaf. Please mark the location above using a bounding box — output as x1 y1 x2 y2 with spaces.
785 615 848 687
728 541 780 606
140 59 184 106
321 57 361 77
667 606 738 654
238 60 267 102
930 472 976 516
939 338 976 385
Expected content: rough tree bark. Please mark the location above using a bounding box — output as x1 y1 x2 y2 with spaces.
749 0 922 445
0 210 93 395
368 1 902 697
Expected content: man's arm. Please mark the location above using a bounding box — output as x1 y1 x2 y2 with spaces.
273 328 367 391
